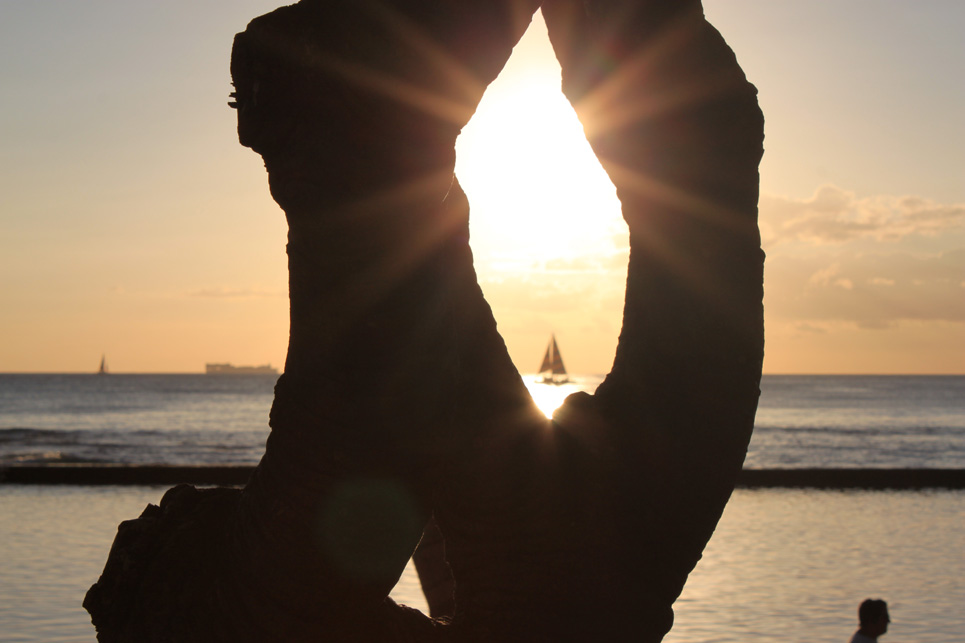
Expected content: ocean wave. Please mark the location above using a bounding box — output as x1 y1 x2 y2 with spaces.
1 450 111 465
0 427 88 444
0 426 264 466
753 424 964 436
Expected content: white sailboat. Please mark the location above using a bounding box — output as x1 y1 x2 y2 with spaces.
537 334 569 385
97 355 108 375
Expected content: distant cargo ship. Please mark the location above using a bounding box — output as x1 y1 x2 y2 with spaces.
205 363 278 375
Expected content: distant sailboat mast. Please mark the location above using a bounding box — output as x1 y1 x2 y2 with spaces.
537 334 569 384
97 355 108 375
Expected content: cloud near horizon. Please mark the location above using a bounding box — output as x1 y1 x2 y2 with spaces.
188 286 285 299
476 185 965 333
760 185 965 246
761 186 965 329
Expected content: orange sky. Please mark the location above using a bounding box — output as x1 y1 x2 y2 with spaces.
1 2 962 374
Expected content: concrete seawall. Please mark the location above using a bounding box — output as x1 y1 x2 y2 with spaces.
736 468 965 489
2 465 964 489
0 465 254 486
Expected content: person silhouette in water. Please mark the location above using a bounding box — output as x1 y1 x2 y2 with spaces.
849 598 890 642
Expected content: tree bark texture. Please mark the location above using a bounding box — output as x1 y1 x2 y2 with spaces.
85 1 764 641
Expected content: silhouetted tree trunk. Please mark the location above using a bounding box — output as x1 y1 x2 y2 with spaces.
85 1 764 641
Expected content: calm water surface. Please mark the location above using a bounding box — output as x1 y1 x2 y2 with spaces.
2 374 963 468
1 486 961 642
2 375 963 640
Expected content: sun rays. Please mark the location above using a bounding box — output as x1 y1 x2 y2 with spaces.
258 6 753 376
456 73 626 269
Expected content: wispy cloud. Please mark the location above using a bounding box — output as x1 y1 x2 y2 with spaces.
188 287 284 299
759 186 965 329
767 246 965 327
480 276 609 314
760 185 965 246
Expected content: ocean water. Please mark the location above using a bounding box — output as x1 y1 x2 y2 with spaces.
748 375 965 469
0 374 275 466
1 374 963 641
1 374 964 468
1 486 961 642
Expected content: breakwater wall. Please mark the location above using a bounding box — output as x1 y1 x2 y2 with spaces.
2 466 964 489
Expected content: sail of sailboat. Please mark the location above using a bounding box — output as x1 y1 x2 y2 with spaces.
537 334 569 384
97 355 108 375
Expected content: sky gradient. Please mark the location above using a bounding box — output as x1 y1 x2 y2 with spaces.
2 1 962 374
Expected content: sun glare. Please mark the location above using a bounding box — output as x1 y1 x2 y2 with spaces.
523 378 586 418
455 27 626 271
452 12 629 376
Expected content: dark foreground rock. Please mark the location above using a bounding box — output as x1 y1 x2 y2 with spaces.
86 1 765 640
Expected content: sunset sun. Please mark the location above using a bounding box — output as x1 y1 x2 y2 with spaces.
453 14 630 374
455 20 626 271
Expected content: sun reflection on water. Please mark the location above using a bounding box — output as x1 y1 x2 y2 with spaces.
522 376 593 419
